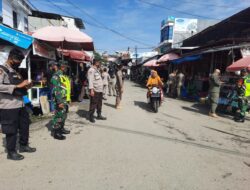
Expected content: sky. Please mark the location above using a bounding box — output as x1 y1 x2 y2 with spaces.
31 0 250 54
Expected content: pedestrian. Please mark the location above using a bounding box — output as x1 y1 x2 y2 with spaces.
115 64 124 109
102 68 110 100
0 48 36 161
176 70 185 99
108 64 116 96
78 64 88 102
167 70 177 97
88 59 107 123
50 61 70 140
209 69 222 118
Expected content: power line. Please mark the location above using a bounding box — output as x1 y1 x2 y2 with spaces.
137 0 221 20
169 0 237 9
137 0 250 25
63 0 155 47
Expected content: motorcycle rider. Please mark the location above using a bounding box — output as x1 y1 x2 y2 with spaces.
146 70 164 102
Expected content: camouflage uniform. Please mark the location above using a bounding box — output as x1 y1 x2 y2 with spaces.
51 70 68 130
234 78 248 122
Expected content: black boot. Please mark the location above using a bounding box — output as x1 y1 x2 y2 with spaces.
97 114 107 120
19 145 36 153
89 113 95 123
53 130 66 140
61 128 70 135
7 151 24 161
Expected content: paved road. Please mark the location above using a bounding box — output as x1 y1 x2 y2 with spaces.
0 81 250 190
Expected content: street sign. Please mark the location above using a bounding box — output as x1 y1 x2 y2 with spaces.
0 24 33 49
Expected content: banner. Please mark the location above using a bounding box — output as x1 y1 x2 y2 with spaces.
0 24 33 49
33 40 56 60
174 18 198 33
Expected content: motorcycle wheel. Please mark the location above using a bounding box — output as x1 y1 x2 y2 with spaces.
153 100 159 113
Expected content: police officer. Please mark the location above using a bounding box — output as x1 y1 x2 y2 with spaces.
50 61 70 140
88 59 107 123
0 48 36 161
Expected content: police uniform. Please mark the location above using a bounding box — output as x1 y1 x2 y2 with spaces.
50 68 69 140
0 63 35 160
88 66 106 122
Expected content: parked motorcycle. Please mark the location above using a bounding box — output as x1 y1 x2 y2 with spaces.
148 86 161 113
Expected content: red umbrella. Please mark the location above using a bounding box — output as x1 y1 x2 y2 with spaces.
32 26 94 51
143 59 161 67
226 56 250 72
58 49 90 60
157 53 179 63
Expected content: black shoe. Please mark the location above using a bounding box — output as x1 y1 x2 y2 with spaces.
89 117 95 123
19 145 36 153
53 131 66 140
97 115 107 120
7 151 24 161
61 128 71 135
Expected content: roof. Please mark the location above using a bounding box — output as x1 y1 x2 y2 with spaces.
182 7 250 47
30 10 85 29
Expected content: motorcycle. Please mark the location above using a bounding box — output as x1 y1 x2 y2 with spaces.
148 86 162 113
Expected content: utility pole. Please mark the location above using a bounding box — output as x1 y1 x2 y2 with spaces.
135 46 138 66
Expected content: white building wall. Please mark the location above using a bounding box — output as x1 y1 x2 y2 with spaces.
2 0 31 32
62 16 79 31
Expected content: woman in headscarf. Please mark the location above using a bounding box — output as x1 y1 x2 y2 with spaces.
146 70 164 88
146 70 164 102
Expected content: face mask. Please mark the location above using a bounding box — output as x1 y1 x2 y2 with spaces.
11 63 21 70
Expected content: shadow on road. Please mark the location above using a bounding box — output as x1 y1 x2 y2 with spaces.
76 109 89 120
134 101 153 112
182 103 209 115
104 103 116 109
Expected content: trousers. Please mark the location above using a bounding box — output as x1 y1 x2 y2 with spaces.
108 78 116 96
235 97 248 119
103 85 108 99
0 108 29 152
51 104 67 130
89 92 103 116
209 92 219 113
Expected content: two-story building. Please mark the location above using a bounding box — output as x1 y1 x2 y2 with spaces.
1 0 33 32
157 16 217 54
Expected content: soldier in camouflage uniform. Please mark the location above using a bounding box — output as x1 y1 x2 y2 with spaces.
234 77 248 123
50 61 70 140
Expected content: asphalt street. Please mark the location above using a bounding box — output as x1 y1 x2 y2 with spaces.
0 81 250 190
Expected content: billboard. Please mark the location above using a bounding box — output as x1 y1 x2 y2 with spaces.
174 18 198 33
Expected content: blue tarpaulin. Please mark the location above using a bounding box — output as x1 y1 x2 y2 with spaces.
0 24 33 49
171 55 202 65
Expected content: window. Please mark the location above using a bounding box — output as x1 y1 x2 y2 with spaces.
24 17 28 32
13 11 18 29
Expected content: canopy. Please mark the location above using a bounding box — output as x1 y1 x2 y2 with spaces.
0 24 33 49
143 59 160 67
226 56 250 72
32 26 94 51
171 55 202 65
157 53 179 63
58 49 91 61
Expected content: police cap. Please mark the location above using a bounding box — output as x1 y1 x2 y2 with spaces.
49 60 59 66
241 68 247 73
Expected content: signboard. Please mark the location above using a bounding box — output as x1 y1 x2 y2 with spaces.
33 40 56 60
174 18 198 33
0 24 33 49
241 48 250 58
0 45 29 68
